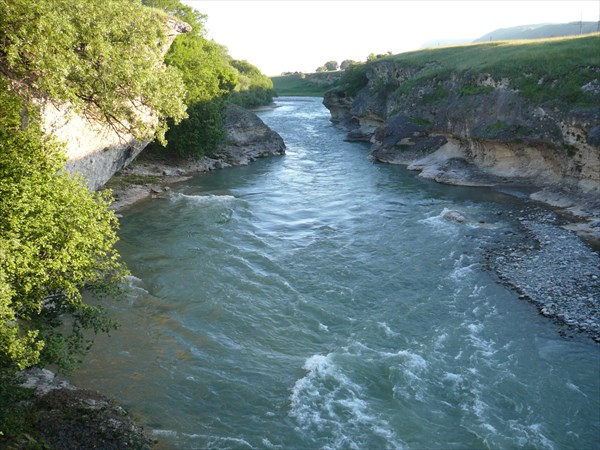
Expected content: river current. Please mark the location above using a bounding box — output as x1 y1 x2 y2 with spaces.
73 97 599 449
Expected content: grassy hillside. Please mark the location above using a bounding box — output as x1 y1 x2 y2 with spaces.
474 22 599 42
272 72 342 96
336 33 600 106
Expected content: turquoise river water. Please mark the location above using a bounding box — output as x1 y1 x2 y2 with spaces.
72 97 599 449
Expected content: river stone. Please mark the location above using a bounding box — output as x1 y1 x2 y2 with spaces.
443 210 467 223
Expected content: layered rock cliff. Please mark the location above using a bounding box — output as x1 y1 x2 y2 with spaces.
323 38 600 230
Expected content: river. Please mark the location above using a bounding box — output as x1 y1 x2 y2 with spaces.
72 97 600 449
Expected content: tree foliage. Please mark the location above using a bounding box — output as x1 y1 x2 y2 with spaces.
143 0 207 33
340 60 357 70
0 0 187 144
316 61 339 72
325 61 339 71
0 0 200 372
145 0 274 159
160 99 226 158
0 81 127 372
228 59 274 108
165 35 238 104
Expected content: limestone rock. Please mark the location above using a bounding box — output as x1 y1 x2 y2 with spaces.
106 105 286 211
216 104 286 165
17 369 153 449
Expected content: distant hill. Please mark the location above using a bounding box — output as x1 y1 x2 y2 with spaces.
474 22 598 42
420 38 472 49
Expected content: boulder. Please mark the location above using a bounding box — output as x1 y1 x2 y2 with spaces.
442 210 467 223
217 104 286 165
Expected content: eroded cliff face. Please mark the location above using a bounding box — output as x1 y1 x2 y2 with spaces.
41 17 191 191
323 59 600 223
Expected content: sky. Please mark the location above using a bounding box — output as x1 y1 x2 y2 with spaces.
182 1 600 76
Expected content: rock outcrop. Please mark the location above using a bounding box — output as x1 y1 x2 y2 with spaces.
13 369 153 449
41 18 191 191
323 53 600 233
216 103 286 165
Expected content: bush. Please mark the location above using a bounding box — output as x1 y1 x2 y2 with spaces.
0 81 127 373
335 63 369 96
156 98 226 158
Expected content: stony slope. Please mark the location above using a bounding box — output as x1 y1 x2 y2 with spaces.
41 17 191 191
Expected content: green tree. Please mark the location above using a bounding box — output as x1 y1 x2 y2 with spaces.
0 82 127 372
340 59 357 70
0 0 187 145
228 60 274 108
160 99 226 158
166 35 238 104
143 0 275 158
325 60 339 71
143 0 206 33
336 62 369 96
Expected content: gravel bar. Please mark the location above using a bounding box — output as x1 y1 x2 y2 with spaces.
486 212 600 343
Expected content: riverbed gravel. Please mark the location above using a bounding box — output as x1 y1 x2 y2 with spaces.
485 210 600 343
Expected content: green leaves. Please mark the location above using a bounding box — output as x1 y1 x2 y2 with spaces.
0 80 127 372
0 0 187 143
228 60 275 108
144 0 274 158
165 34 238 105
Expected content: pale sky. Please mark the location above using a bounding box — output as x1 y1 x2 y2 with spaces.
183 1 600 76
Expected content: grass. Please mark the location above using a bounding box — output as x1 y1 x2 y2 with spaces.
271 72 342 96
486 122 510 132
337 33 600 106
563 144 579 157
384 33 599 74
105 173 161 189
459 84 495 96
407 117 432 127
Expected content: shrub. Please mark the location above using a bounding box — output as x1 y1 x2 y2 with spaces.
0 82 127 373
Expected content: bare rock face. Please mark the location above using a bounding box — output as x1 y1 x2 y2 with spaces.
323 91 357 131
216 104 286 165
41 103 150 191
41 18 191 191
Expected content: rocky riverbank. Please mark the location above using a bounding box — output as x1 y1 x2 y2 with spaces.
106 103 285 211
323 36 600 240
0 369 153 449
482 207 600 343
0 104 286 449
